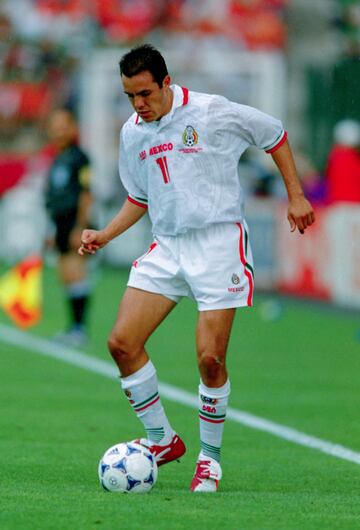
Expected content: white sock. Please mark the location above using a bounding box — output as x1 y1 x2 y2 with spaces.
198 379 231 463
121 360 174 444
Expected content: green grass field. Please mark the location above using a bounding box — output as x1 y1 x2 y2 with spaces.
1 264 360 530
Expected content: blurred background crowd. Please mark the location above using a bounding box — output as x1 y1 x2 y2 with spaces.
0 0 359 197
0 0 359 318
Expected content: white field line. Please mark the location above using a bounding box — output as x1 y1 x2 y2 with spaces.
1 323 360 466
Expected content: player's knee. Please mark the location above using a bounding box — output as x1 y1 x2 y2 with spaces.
107 332 142 365
198 351 225 378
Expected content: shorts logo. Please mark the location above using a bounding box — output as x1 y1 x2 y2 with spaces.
200 394 218 405
232 274 240 285
124 389 132 398
182 125 198 147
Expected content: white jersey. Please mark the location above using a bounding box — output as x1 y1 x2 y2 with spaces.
119 84 286 236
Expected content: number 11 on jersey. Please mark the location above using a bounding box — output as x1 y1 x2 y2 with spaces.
155 156 171 184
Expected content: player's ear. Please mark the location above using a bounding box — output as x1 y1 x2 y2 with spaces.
162 75 171 89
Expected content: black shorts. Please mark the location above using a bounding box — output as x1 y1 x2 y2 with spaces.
53 210 77 254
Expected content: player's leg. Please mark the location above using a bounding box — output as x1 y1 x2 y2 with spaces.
196 308 235 387
108 286 176 376
108 287 186 464
181 221 253 490
190 308 234 492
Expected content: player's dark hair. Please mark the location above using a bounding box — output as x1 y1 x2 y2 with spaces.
119 44 169 87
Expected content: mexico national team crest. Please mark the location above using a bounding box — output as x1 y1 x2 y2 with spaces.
232 274 240 285
182 125 198 147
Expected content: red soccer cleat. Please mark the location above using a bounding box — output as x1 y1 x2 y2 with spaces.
190 456 222 492
134 433 186 467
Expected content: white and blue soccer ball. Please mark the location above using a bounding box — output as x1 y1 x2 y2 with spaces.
98 441 158 494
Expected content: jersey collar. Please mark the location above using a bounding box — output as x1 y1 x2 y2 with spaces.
134 84 189 125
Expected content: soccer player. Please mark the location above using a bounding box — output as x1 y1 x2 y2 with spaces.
79 44 315 492
46 108 93 347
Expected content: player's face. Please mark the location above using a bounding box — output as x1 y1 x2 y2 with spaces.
48 110 77 150
122 71 172 122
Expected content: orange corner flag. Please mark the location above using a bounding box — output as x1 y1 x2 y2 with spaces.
0 255 43 328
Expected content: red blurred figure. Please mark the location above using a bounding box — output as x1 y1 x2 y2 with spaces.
228 0 286 49
95 0 159 41
36 0 88 20
326 119 360 204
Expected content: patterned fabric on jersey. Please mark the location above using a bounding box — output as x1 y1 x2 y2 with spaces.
118 84 286 236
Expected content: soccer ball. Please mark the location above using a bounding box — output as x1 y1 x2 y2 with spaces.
98 441 158 493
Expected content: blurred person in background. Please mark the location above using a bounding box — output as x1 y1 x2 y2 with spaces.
45 108 93 347
78 44 314 493
325 119 360 204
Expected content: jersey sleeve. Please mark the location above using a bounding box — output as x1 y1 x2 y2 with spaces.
119 128 148 209
210 96 287 154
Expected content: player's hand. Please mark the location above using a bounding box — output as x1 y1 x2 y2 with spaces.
287 195 315 235
78 229 109 255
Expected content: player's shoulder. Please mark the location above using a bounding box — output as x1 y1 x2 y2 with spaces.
187 89 224 109
186 89 245 119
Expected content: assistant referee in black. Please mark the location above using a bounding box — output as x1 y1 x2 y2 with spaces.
46 108 93 347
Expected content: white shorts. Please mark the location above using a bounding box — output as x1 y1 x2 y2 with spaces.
127 221 254 311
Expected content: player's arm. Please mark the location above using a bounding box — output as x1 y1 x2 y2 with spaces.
78 199 147 255
225 100 315 234
270 139 315 234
